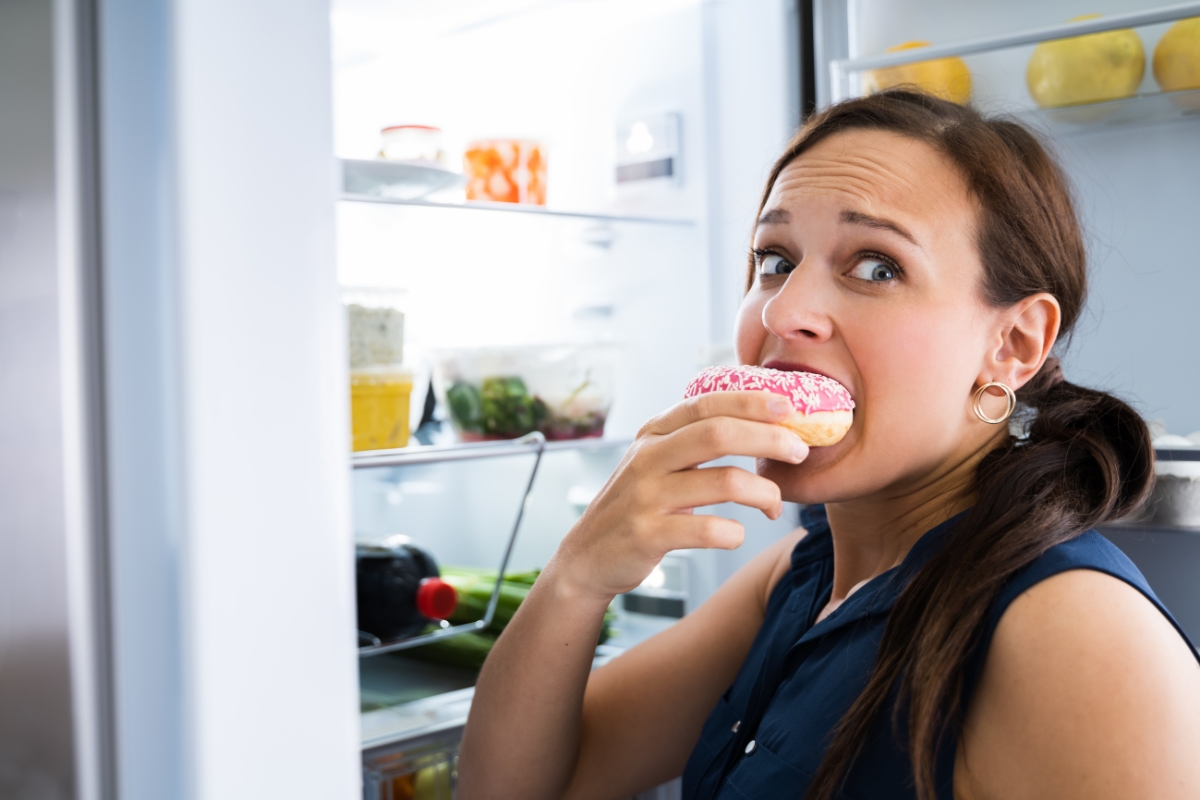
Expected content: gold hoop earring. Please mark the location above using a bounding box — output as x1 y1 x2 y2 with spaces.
973 382 1016 424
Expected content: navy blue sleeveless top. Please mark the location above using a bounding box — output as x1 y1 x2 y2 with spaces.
682 505 1198 800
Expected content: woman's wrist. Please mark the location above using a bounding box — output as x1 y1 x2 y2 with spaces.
539 558 620 613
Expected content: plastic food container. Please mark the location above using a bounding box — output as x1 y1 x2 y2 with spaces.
432 345 616 442
1150 444 1200 527
346 287 412 451
463 139 546 205
379 124 446 165
362 734 457 800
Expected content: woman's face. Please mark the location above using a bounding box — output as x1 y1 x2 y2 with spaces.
737 128 1008 505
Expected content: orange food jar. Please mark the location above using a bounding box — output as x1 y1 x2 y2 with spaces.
463 139 546 205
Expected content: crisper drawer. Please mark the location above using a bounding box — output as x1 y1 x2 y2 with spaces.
363 724 461 800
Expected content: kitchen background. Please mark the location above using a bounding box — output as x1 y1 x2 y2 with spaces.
2 0 1198 799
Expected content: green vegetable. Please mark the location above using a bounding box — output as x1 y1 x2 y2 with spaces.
442 574 531 631
402 628 498 671
446 382 483 432
446 376 548 439
403 567 617 671
479 376 547 437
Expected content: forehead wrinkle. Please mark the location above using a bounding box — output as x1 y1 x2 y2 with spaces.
775 154 922 210
765 136 974 240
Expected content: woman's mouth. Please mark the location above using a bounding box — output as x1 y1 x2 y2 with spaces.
761 360 854 400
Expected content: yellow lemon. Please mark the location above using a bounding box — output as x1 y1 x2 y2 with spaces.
863 41 972 105
1026 15 1145 108
1153 17 1200 92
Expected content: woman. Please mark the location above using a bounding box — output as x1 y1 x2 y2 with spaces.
457 91 1200 800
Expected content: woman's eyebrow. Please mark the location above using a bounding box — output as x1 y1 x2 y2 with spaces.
840 209 921 249
757 208 791 226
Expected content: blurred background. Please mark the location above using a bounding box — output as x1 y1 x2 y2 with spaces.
2 0 1198 798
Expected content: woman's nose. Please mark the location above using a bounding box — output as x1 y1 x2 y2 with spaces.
761 263 835 343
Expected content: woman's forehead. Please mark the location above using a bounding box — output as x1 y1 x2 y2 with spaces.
764 129 973 227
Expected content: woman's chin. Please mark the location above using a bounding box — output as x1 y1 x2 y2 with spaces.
757 435 856 505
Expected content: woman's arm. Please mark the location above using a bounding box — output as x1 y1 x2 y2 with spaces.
956 569 1200 800
562 526 804 799
456 391 809 800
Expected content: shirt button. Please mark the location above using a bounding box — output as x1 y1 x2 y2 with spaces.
744 740 757 755
730 721 740 733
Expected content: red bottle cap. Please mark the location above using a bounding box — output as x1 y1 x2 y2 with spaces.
416 577 458 620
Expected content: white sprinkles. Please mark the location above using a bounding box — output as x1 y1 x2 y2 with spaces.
684 365 855 415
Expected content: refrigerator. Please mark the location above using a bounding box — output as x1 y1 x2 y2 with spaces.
4 1 1197 798
331 2 807 797
2 0 806 798
342 0 1200 794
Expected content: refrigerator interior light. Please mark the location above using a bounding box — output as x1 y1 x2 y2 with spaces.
615 112 681 185
626 121 655 154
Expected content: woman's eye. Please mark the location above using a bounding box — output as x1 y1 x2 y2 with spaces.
757 253 794 276
848 257 896 282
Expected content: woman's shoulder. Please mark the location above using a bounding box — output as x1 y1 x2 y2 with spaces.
990 545 1199 672
980 530 1198 705
956 534 1200 799
993 531 1157 612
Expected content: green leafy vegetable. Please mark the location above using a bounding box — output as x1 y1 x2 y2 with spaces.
401 566 617 671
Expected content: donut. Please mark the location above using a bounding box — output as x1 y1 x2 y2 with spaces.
684 365 855 446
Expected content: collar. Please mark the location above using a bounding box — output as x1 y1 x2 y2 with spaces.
790 506 968 645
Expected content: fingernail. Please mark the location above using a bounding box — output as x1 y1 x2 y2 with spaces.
793 437 808 461
768 396 792 417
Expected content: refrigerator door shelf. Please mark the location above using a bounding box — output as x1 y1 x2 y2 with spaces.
823 0 1200 111
1021 89 1200 130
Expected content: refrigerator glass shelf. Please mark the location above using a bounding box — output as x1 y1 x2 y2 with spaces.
359 612 675 749
339 191 696 227
352 435 633 470
1021 89 1200 131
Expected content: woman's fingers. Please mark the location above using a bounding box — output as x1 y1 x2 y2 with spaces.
653 512 747 552
660 466 783 519
640 390 793 437
647 415 808 472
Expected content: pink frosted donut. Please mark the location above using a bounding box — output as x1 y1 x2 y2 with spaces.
684 365 855 446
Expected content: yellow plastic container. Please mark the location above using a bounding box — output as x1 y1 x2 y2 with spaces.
351 368 413 452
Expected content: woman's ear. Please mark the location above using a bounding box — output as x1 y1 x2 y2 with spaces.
981 293 1061 391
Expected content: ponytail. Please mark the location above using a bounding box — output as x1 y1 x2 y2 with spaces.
803 358 1153 800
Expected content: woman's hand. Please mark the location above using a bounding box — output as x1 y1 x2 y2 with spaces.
549 390 810 600
459 390 808 800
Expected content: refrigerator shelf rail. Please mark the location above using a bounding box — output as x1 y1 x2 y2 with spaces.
356 433 548 657
827 0 1200 104
352 434 633 469
339 191 696 227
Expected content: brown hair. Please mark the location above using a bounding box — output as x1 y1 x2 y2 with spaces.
747 90 1154 800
